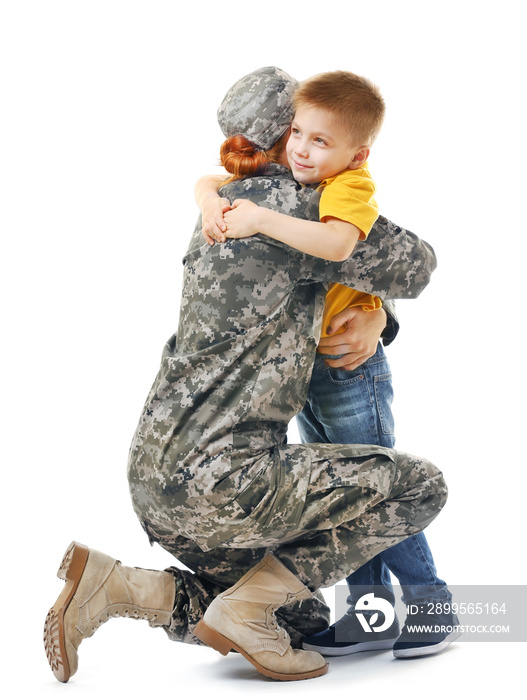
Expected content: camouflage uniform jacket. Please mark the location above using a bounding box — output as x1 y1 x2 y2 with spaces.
128 164 437 553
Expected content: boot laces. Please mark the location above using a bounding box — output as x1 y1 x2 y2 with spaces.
268 610 288 642
93 609 158 631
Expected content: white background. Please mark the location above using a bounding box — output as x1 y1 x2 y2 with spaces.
1 1 526 697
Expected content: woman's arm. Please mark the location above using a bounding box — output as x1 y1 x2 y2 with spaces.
223 198 361 262
219 173 437 301
290 211 437 300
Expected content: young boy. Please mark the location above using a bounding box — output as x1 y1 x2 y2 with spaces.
218 70 385 334
197 70 457 658
223 72 382 247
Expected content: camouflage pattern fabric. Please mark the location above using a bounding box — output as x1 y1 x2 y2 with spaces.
163 548 331 648
217 66 299 149
127 163 446 644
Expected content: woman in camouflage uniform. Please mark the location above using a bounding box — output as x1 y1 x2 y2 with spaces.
45 67 447 683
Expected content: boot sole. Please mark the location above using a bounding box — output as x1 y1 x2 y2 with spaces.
43 541 90 683
303 637 398 656
194 620 329 681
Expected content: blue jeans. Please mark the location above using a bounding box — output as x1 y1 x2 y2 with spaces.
297 343 451 605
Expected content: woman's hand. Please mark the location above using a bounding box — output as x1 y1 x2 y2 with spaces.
317 306 387 371
223 199 263 239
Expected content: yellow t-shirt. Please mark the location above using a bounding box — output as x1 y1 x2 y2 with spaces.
318 165 382 339
319 165 378 237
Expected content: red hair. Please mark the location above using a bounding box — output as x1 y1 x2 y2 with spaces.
219 131 289 183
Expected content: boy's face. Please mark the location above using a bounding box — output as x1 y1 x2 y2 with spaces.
286 105 366 184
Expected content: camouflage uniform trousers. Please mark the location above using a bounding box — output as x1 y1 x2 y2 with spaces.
140 446 447 648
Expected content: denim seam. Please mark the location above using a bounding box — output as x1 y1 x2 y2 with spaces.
374 373 394 435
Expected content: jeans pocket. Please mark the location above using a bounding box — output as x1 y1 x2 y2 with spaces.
325 366 366 386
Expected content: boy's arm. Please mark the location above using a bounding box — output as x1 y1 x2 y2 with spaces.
195 174 230 245
223 199 361 262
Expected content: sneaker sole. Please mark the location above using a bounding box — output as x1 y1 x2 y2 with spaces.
303 638 398 657
43 542 90 683
393 630 462 658
195 620 329 681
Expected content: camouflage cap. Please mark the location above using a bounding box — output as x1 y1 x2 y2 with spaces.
217 66 299 150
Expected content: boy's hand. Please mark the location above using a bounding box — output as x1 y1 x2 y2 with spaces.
223 199 263 239
318 306 387 371
201 196 231 246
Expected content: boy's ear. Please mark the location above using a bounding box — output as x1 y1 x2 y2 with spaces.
348 146 370 170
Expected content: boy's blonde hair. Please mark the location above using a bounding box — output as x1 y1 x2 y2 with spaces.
293 70 385 147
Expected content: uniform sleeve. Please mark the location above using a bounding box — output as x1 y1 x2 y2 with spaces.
288 215 437 301
217 171 436 302
380 299 399 346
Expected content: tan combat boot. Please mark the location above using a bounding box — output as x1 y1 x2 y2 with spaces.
194 552 328 681
44 541 175 682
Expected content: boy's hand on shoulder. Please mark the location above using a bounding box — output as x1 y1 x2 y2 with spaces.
202 196 231 246
223 199 263 239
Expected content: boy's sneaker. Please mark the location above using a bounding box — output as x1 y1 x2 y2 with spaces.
302 610 400 656
393 607 461 658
